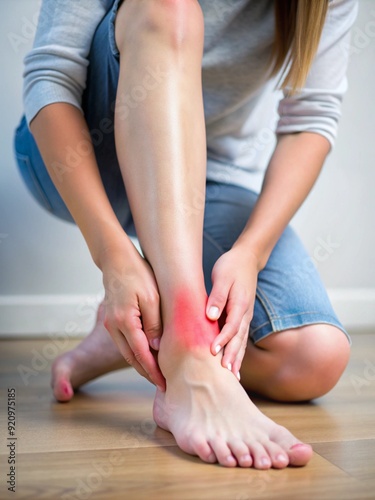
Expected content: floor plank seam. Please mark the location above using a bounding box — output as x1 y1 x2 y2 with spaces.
314 438 375 444
313 451 366 482
10 443 180 457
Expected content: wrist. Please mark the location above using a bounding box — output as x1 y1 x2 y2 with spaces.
232 236 269 272
94 225 136 271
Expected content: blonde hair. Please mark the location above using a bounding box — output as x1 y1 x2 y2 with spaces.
271 0 329 94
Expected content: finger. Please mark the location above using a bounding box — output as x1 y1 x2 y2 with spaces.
139 292 162 351
125 326 166 391
206 277 231 323
221 313 252 373
109 328 154 384
225 320 251 379
212 297 247 354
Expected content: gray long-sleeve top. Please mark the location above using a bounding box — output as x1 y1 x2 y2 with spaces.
23 0 358 192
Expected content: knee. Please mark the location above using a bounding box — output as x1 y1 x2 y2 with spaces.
115 0 204 53
271 326 351 402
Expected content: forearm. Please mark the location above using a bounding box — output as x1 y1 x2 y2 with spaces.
29 103 131 267
234 132 331 270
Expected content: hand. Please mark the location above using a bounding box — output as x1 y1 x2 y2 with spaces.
205 245 259 379
101 240 166 391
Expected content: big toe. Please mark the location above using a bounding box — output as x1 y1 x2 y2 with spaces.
288 443 313 467
51 359 74 403
53 377 74 402
272 426 313 467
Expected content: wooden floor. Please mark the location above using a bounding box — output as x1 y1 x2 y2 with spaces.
0 332 374 499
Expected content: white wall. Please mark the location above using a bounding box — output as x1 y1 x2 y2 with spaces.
0 1 103 336
1 0 374 336
291 0 375 327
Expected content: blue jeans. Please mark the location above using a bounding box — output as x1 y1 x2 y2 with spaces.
13 0 350 345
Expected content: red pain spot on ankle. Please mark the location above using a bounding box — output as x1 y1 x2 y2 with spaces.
171 290 219 347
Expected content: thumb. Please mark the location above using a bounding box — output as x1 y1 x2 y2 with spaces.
206 280 229 321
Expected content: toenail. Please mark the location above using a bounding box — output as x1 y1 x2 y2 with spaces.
242 454 251 463
261 457 270 467
276 454 288 463
290 443 306 450
226 455 236 463
207 453 216 463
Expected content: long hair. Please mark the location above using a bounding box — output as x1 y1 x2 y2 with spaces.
271 0 329 93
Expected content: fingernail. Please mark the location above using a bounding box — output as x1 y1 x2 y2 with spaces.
151 338 160 350
237 371 241 381
227 363 232 371
208 306 220 319
215 344 221 354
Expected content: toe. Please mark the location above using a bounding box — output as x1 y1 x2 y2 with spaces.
288 443 313 467
247 442 272 470
209 438 237 467
190 434 216 464
270 425 313 467
228 440 252 468
263 441 289 469
53 377 74 402
51 356 74 402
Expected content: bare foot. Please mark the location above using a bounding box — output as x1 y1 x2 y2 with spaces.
51 303 128 402
154 320 313 469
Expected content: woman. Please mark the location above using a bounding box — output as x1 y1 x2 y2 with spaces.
14 0 357 469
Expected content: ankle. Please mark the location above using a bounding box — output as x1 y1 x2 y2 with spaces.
163 287 218 343
158 288 219 375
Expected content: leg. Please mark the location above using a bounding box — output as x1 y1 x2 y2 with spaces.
114 0 312 469
240 324 351 402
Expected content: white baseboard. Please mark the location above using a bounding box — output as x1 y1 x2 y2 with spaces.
327 288 375 330
0 294 104 338
0 288 374 337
